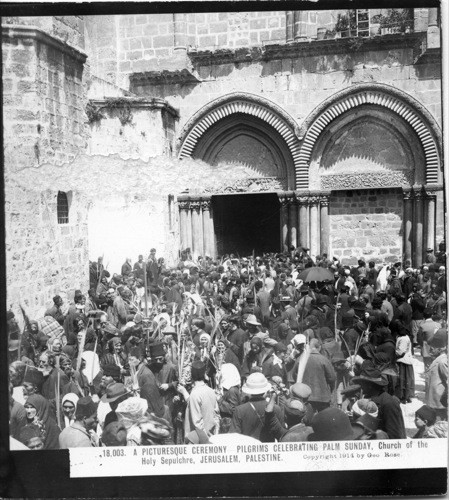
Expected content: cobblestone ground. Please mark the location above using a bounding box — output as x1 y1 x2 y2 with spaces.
401 352 426 438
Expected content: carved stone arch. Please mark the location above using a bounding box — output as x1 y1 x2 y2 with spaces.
177 92 300 190
297 83 443 189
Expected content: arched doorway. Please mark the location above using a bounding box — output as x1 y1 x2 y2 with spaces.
176 94 300 258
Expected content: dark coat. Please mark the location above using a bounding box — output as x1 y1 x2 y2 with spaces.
371 391 406 439
229 399 283 442
302 352 336 403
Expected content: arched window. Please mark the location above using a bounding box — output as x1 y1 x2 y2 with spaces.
57 191 69 224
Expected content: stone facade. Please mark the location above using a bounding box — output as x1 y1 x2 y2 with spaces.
330 189 403 264
2 8 445 321
3 20 90 320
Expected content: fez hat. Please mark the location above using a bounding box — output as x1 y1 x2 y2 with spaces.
149 342 165 358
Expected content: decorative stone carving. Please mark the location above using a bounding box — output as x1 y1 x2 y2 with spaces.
320 171 414 190
200 200 211 211
189 201 202 211
201 177 285 195
319 195 330 207
178 200 191 210
402 189 414 201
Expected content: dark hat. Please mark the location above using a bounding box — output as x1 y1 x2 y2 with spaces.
308 408 355 441
191 360 206 380
415 405 437 426
429 328 447 348
53 295 62 303
23 366 44 388
299 284 309 293
101 421 127 446
7 310 15 320
101 382 129 403
102 364 121 378
426 248 434 252
352 365 388 386
75 397 98 419
149 342 165 358
128 346 143 358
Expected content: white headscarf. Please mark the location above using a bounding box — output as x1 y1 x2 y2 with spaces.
220 363 241 391
116 397 148 430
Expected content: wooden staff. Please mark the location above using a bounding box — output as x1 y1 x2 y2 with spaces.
334 292 341 341
55 355 62 430
143 260 149 318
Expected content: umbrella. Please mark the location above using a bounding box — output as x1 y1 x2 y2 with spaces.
298 266 334 283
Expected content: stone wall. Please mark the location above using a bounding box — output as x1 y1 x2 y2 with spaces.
3 23 90 321
86 99 177 160
5 183 90 320
329 188 403 264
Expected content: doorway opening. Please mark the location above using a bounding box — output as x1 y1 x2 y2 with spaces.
211 193 281 256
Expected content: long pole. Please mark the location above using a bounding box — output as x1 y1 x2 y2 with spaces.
55 355 62 430
143 260 149 318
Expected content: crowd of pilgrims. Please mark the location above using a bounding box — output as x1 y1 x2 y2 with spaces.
7 244 448 450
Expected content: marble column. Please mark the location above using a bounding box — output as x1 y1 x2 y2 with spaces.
297 193 309 250
279 195 290 252
402 188 414 265
424 187 437 253
319 194 330 257
201 198 215 259
289 197 298 250
185 202 193 255
309 195 320 259
413 187 424 267
191 201 203 259
178 200 190 252
286 11 294 43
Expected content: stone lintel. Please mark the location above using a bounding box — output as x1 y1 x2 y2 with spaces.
188 32 425 66
130 68 201 87
2 24 87 64
89 97 179 119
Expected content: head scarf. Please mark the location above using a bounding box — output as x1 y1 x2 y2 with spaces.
26 394 51 426
116 397 148 430
62 392 79 409
220 363 241 391
199 332 211 345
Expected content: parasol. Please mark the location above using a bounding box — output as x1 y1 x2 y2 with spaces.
298 266 334 283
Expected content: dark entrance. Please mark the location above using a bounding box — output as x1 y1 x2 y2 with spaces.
212 193 281 256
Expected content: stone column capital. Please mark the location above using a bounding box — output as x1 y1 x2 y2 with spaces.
402 188 414 201
200 199 211 211
190 201 202 211
178 200 191 210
